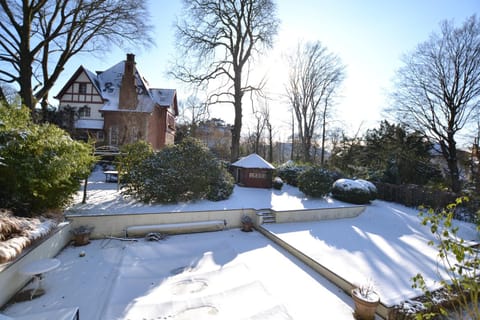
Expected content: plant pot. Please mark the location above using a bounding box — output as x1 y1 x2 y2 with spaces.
73 232 91 246
351 288 380 320
241 222 254 232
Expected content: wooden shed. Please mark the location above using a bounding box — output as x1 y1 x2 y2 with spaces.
231 153 275 188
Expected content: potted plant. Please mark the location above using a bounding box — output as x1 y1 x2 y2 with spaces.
240 215 254 232
351 281 380 320
71 225 94 246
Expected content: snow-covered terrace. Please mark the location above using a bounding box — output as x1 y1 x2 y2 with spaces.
1 168 478 319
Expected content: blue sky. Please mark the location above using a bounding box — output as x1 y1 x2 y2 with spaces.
52 0 480 145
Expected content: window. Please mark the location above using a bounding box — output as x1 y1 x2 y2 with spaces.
167 114 175 130
78 106 91 117
109 126 119 146
248 172 266 179
78 83 87 94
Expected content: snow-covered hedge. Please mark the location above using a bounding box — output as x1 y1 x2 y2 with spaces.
276 162 306 186
298 167 342 198
331 179 377 204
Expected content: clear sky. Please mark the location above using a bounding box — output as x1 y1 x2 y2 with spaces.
51 0 480 145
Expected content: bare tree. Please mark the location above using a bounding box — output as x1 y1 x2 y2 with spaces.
0 0 153 119
285 41 346 163
390 15 480 192
178 95 209 136
172 0 279 162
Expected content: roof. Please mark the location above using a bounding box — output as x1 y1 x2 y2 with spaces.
55 56 178 115
231 153 275 169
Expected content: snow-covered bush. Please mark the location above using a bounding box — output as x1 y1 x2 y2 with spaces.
122 138 234 203
298 167 340 198
331 179 377 204
272 177 283 190
0 105 95 215
206 166 235 201
277 163 306 186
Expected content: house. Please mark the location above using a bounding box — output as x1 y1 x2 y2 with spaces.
231 153 275 188
55 54 178 150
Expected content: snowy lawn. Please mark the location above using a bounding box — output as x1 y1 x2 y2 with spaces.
3 231 357 319
65 168 351 215
64 168 478 306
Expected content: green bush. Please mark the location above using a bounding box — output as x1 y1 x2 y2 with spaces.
331 179 377 204
298 167 339 198
117 141 154 184
206 165 235 201
122 137 234 203
0 105 96 215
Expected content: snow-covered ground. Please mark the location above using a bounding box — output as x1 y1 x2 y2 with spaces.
65 168 350 215
2 168 478 319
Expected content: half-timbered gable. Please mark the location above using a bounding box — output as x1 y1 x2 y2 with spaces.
55 54 178 150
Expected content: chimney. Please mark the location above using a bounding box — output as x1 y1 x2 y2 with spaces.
119 53 137 110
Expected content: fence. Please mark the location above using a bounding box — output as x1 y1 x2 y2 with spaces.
374 182 457 210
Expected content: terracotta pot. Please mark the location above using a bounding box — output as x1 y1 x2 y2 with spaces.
241 222 254 232
351 289 380 320
73 232 91 246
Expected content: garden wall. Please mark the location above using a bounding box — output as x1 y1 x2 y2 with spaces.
375 182 457 209
0 223 72 307
67 209 257 238
273 206 366 223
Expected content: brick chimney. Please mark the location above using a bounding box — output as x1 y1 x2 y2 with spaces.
119 53 137 110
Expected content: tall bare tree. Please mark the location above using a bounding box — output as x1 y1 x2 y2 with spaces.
390 15 480 192
285 41 346 163
172 0 279 162
0 0 152 119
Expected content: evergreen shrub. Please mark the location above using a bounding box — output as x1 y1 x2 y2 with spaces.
277 164 306 186
331 179 377 204
0 105 96 215
117 141 154 184
272 177 283 190
298 167 340 198
122 138 234 203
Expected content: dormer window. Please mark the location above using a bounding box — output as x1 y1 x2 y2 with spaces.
78 105 91 117
78 83 87 94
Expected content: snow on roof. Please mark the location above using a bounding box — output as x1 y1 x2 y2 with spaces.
232 153 275 169
85 59 159 114
75 119 104 130
151 89 176 107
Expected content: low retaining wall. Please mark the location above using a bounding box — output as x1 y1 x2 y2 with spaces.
274 206 366 223
67 209 257 239
0 223 72 307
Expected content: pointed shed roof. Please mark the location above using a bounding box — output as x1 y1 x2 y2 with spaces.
232 153 275 169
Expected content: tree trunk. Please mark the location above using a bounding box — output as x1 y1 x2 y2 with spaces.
441 139 461 193
0 86 7 106
320 104 327 166
231 74 243 162
19 6 35 112
290 110 295 161
268 123 273 163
